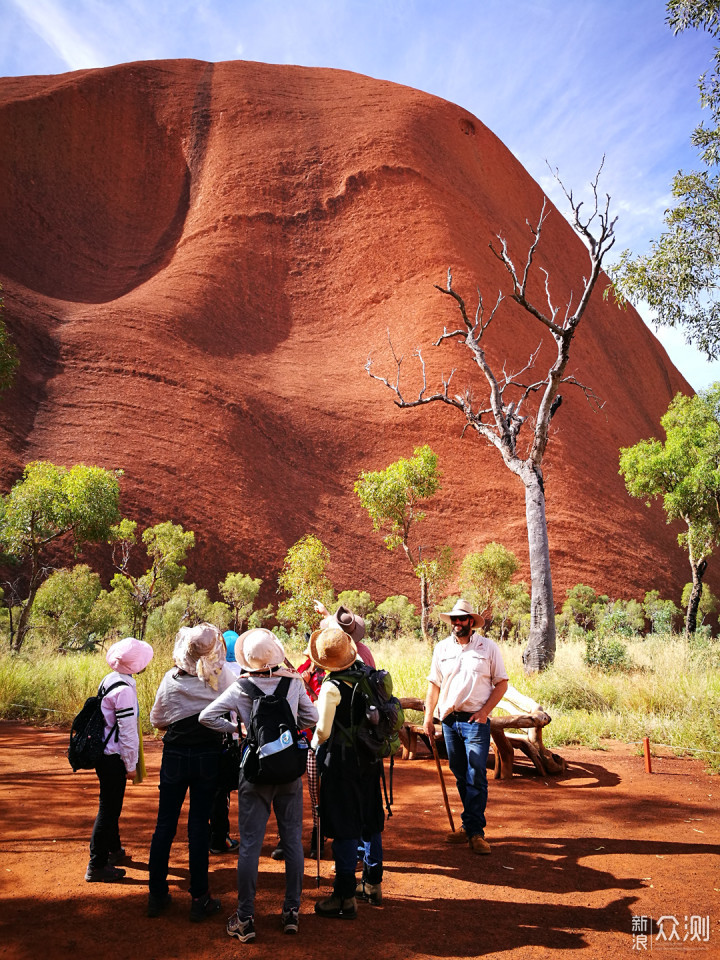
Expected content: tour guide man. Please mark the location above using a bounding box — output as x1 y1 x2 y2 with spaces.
423 599 508 854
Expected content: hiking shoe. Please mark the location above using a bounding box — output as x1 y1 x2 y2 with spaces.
356 880 382 905
147 892 172 918
107 846 126 865
282 907 299 934
270 841 285 860
469 834 491 855
314 895 357 919
445 828 468 844
85 864 126 883
227 913 255 942
190 892 221 922
210 836 240 854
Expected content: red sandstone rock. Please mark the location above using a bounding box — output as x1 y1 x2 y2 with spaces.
0 60 697 607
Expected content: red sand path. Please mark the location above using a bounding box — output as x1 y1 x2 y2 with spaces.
1 722 718 959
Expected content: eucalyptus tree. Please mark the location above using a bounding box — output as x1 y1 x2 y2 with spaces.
0 461 121 652
367 170 617 671
355 445 451 639
619 385 720 633
612 1 720 357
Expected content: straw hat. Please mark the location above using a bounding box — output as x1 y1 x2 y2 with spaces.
307 626 358 672
437 598 485 628
236 628 286 672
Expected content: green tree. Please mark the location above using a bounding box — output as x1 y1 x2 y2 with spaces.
109 519 195 641
612 2 720 357
219 572 263 633
643 590 681 634
376 594 419 639
146 583 231 640
562 584 604 632
355 445 445 639
277 535 334 635
0 285 18 393
619 386 720 633
459 543 521 624
0 461 121 652
30 564 102 651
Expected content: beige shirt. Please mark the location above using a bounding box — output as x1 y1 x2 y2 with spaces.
427 632 508 721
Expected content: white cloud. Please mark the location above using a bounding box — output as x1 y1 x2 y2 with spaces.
10 0 103 70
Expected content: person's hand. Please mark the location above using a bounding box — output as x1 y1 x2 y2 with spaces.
126 768 137 781
470 710 488 724
423 715 436 739
313 599 330 617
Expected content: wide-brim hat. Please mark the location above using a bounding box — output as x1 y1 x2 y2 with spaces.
307 626 358 672
106 636 153 675
331 605 366 642
438 598 485 627
237 628 286 672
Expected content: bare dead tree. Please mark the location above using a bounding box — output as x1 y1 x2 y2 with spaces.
367 166 617 672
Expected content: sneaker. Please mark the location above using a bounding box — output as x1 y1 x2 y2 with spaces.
85 864 126 883
314 895 357 919
270 841 285 860
147 892 172 918
107 846 126 865
209 836 240 855
445 828 468 844
469 834 491 855
189 892 221 922
356 880 382 905
282 907 299 934
227 913 255 942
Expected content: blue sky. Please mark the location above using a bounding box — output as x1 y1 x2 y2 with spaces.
2 0 718 390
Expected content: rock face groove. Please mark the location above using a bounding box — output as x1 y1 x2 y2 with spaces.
0 59 695 607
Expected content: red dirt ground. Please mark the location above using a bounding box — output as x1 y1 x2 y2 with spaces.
1 722 718 960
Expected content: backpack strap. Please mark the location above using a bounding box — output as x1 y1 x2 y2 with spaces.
97 679 130 748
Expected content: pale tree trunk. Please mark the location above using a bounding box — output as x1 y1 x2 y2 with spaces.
520 464 556 672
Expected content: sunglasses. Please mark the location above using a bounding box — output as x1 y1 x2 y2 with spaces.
450 615 471 623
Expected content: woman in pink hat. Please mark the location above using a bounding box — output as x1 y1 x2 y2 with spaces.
85 635 154 883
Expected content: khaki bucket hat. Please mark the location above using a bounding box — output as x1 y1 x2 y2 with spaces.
307 626 358 672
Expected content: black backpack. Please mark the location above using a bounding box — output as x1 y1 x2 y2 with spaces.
67 679 128 771
331 662 404 761
238 676 308 785
329 662 405 817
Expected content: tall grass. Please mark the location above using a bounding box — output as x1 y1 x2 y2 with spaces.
1 634 719 772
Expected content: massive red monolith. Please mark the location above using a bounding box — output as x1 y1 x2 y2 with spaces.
0 60 695 608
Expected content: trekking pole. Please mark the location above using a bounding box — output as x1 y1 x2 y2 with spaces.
430 734 455 833
315 806 321 888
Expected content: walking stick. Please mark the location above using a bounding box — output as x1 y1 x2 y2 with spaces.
315 806 321 888
430 733 455 832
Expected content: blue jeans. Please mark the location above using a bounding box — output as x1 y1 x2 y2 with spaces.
442 718 491 838
332 832 383 896
235 776 304 918
148 745 220 900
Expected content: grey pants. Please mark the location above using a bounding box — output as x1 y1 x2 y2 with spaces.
235 775 304 918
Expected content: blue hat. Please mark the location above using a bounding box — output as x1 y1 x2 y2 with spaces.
223 630 239 662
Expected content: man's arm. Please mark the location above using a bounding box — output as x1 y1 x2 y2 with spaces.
469 678 508 724
423 681 440 738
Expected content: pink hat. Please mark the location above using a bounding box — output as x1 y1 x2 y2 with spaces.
106 636 154 675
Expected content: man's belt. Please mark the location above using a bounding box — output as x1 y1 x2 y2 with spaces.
442 710 473 724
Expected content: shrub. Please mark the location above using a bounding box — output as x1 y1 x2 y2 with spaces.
583 631 630 671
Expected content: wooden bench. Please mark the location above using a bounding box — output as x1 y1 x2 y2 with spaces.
398 686 566 779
